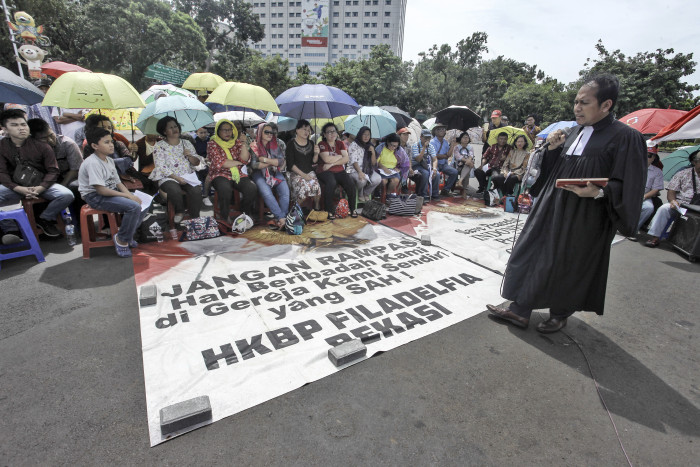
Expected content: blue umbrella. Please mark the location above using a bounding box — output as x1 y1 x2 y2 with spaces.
537 120 577 140
135 95 214 134
662 144 699 181
344 106 397 138
275 84 359 120
0 66 45 105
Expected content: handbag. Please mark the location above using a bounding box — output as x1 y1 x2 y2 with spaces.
484 188 500 207
387 194 418 216
285 203 305 235
335 198 350 218
361 199 386 221
12 150 44 187
306 209 329 223
178 216 222 241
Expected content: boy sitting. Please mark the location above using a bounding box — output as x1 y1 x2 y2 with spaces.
78 127 146 258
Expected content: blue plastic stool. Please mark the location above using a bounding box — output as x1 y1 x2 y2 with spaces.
0 207 45 270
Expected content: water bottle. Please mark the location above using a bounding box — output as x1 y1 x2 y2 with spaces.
63 208 77 246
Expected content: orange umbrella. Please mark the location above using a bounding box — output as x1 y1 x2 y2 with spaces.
40 61 91 78
652 105 700 142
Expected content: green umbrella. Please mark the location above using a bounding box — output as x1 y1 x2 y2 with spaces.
662 145 699 181
42 72 145 109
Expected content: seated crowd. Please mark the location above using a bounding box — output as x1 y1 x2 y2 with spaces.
4 103 694 261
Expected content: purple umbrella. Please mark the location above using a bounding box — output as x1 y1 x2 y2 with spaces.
275 84 359 120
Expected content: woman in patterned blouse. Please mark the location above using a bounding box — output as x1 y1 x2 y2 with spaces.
149 116 203 223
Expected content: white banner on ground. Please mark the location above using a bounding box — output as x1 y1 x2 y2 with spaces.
138 228 504 446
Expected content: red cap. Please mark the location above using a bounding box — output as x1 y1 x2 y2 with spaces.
397 127 410 134
491 110 502 118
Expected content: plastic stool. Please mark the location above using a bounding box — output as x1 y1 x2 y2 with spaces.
21 198 66 238
80 205 120 259
0 208 45 269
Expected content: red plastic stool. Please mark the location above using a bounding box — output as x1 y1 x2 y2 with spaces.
80 205 121 259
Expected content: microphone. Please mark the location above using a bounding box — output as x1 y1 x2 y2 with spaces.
539 126 574 151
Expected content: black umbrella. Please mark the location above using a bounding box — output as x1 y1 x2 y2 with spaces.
435 105 481 131
380 105 412 128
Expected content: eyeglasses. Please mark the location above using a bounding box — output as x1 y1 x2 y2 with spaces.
263 130 277 135
326 129 337 134
648 154 655 158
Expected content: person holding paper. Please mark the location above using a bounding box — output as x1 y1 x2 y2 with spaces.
78 127 147 258
644 149 700 247
487 74 646 333
149 117 203 223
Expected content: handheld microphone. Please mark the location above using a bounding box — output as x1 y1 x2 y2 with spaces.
539 126 575 151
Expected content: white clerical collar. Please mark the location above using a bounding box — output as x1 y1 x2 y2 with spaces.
566 126 594 156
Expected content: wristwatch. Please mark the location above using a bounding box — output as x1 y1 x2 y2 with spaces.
594 188 605 200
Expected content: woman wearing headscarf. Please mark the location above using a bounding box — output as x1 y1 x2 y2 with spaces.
149 116 203 223
250 123 290 230
207 119 258 223
346 126 381 202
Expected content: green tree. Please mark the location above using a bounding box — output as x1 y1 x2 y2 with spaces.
248 54 293 98
78 0 207 88
174 0 265 77
581 40 699 115
293 64 318 85
501 79 573 126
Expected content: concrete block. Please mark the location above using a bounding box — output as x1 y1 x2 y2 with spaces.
139 284 157 307
328 339 367 367
160 395 212 436
421 234 431 246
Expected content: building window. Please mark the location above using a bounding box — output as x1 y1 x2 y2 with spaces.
351 33 357 38
271 33 276 38
333 33 339 38
255 44 260 48
332 44 338 49
333 22 339 27
278 13 284 17
383 34 389 38
280 23 285 27
332 54 338 58
271 24 276 28
363 44 369 49
352 22 357 27
345 22 350 27
385 0 391 3
345 12 351 16
259 13 265 17
296 34 301 38
364 11 370 16
384 22 389 27
371 22 377 27
272 44 277 48
254 2 259 6
353 0 359 4
372 11 378 16
384 11 390 16
350 44 356 49
370 33 376 38
344 45 349 49
289 34 295 38
271 13 276 17
344 34 350 38
353 11 358 16
372 0 378 4
334 0 339 4
363 33 369 38
261 44 267 48
364 22 369 27
345 0 351 4
333 12 339 16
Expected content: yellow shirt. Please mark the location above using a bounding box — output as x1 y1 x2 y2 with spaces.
378 146 397 169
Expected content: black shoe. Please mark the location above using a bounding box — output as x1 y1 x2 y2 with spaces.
536 317 567 334
440 189 451 197
37 218 61 237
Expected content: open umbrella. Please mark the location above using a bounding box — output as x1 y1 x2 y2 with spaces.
214 111 265 127
652 105 700 142
536 120 577 140
662 144 699 181
422 117 436 129
85 107 143 143
205 102 266 116
135 95 213 134
42 72 145 109
275 84 359 120
0 66 45 105
266 113 297 132
40 61 91 78
141 84 197 104
310 116 349 135
488 126 533 150
379 105 412 128
182 72 225 92
619 108 687 135
206 82 279 113
343 106 397 138
406 118 423 147
435 105 481 131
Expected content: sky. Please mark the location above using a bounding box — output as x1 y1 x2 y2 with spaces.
402 0 700 91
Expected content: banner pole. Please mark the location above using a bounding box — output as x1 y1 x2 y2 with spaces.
2 0 25 78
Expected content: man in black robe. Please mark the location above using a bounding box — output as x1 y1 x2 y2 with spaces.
487 74 647 333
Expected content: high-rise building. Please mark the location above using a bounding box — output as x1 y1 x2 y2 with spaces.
247 0 407 77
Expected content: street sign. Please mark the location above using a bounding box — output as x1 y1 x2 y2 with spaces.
144 63 191 85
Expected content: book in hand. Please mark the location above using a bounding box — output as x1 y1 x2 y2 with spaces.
555 178 608 188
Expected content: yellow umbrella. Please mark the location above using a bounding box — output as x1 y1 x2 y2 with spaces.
85 108 142 131
206 82 280 113
310 115 349 134
182 72 225 92
487 125 533 151
42 72 145 109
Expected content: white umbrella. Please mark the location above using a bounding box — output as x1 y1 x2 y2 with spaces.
422 117 436 129
214 111 265 127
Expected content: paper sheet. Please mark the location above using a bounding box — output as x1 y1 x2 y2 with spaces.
134 190 154 211
182 172 202 186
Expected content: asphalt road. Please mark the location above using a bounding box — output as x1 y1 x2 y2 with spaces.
1 146 699 465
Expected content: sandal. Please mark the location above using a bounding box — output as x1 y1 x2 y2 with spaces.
268 220 280 230
113 234 132 258
644 238 660 248
351 210 358 218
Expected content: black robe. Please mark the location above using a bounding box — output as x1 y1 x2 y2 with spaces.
502 114 646 314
